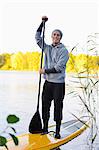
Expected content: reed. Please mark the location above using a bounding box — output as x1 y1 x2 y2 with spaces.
67 33 99 149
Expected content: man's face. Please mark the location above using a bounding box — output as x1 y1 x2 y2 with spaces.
51 31 61 45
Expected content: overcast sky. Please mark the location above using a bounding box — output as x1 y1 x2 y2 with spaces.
0 0 98 54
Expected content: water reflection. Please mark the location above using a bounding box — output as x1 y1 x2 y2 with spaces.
0 71 99 150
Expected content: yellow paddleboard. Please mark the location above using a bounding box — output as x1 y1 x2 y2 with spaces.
0 119 90 150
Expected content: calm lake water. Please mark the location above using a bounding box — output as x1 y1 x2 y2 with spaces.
0 71 99 150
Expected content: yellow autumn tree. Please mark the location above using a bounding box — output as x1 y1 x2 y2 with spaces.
0 53 11 70
25 52 41 71
11 52 28 70
89 55 99 74
66 53 76 73
0 52 98 74
74 54 88 73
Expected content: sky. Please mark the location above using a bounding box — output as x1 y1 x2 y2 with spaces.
0 0 99 54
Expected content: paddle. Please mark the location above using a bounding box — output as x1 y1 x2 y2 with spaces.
29 19 46 133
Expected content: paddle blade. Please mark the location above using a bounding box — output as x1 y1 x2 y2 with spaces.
29 111 42 133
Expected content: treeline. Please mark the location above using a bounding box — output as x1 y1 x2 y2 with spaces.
0 52 99 74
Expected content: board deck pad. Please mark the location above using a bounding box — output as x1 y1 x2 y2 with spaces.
0 119 89 150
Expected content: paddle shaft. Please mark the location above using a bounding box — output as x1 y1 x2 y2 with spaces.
37 21 45 111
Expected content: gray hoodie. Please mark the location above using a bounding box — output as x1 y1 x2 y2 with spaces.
35 32 69 83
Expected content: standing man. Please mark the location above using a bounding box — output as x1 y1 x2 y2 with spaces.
35 16 69 139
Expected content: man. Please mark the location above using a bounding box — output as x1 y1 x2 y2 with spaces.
35 16 69 139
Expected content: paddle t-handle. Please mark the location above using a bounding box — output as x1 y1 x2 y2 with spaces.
42 16 48 22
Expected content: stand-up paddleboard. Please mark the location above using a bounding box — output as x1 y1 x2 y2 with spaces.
0 118 90 150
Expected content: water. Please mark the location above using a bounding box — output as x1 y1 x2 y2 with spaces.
0 71 99 150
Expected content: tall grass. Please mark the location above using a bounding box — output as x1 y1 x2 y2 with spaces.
68 33 99 150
